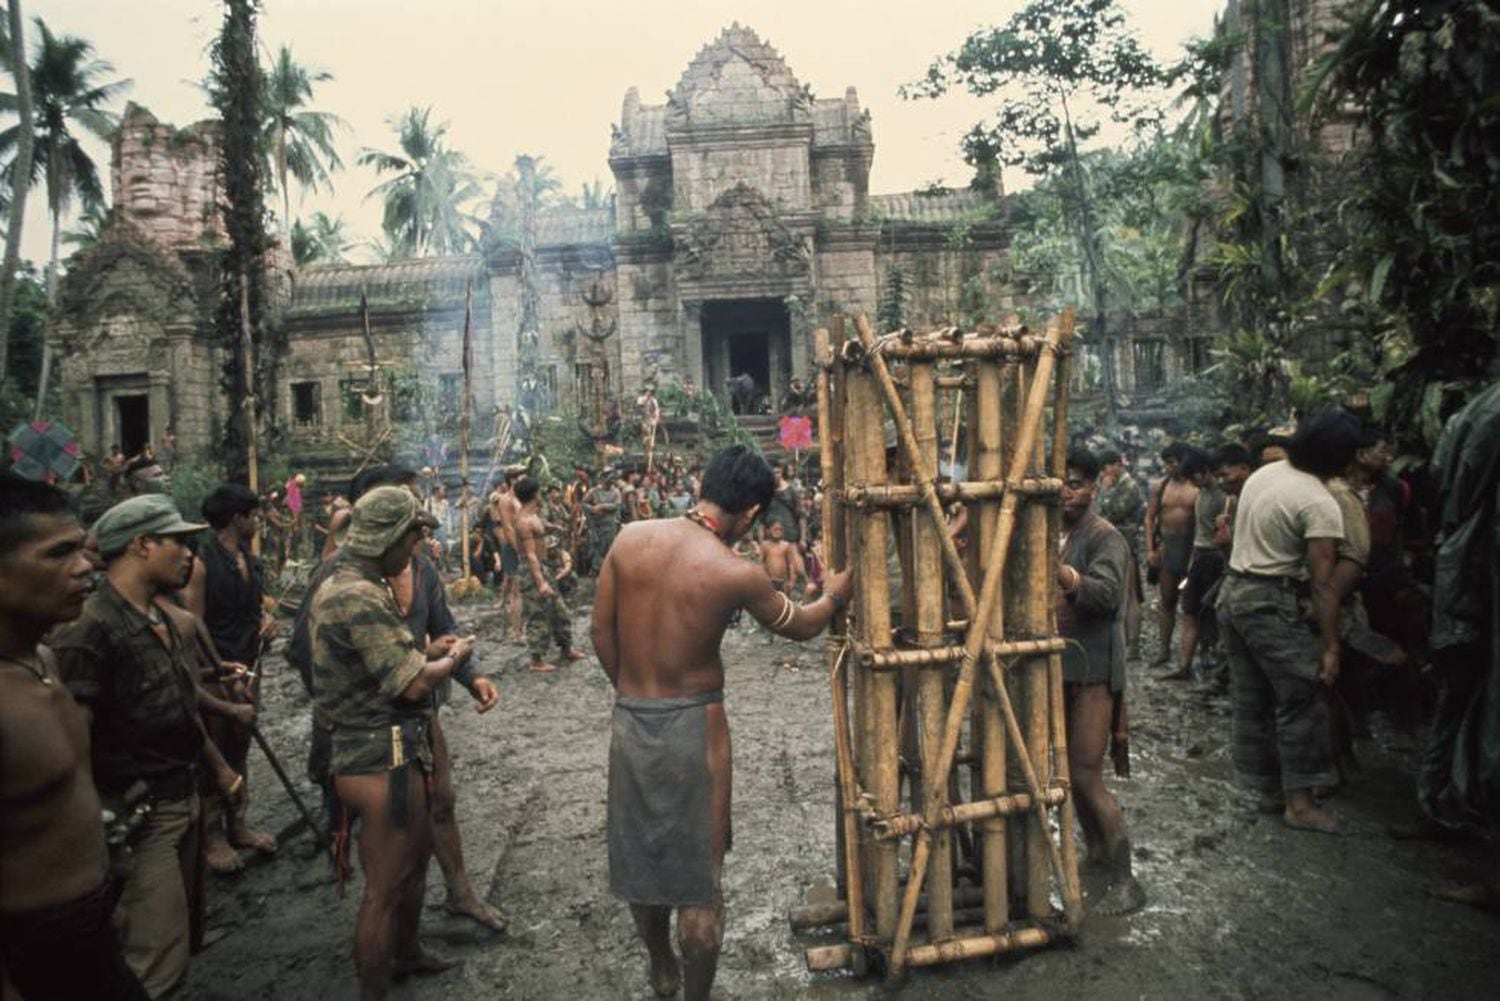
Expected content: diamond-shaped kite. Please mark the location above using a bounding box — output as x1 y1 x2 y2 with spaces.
8 421 82 483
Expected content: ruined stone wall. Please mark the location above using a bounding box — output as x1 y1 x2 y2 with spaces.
671 137 813 215
110 104 224 252
875 240 1013 330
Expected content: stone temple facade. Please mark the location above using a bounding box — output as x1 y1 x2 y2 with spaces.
52 26 1014 468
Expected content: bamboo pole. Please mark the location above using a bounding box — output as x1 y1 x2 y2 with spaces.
971 352 1007 933
877 337 1041 360
459 281 473 583
847 360 898 938
837 478 1062 507
887 311 1075 978
1047 328 1084 927
910 360 953 940
239 267 260 557
814 326 864 945
870 786 1069 840
789 885 988 932
806 923 1052 972
852 637 1066 670
1023 492 1052 918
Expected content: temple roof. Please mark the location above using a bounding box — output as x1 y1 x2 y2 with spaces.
290 255 485 315
871 189 1000 223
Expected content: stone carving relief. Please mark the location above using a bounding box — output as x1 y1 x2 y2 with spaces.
672 182 810 282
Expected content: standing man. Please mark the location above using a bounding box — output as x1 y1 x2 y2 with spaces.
1145 442 1199 669
183 484 277 870
493 469 525 643
514 477 586 673
308 486 473 999
1056 450 1144 915
592 445 852 1001
585 472 624 573
1168 450 1228 682
52 495 246 998
1096 447 1146 658
1 475 149 1001
1218 411 1356 834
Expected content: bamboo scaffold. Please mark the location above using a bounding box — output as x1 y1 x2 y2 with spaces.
792 310 1081 981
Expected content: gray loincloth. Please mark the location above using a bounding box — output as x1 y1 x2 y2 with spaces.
607 689 724 908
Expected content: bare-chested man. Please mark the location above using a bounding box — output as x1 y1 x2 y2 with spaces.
592 445 852 1001
1144 442 1199 668
492 469 525 643
0 475 148 1001
514 477 585 673
757 520 806 596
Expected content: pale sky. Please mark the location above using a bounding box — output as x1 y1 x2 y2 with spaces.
19 0 1220 265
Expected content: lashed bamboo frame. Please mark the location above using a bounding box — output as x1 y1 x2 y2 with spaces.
801 310 1080 980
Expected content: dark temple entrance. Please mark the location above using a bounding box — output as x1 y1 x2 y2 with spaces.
701 299 790 415
115 394 150 456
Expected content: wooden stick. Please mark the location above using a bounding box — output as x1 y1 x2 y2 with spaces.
847 360 898 938
1023 494 1052 918
876 336 1041 360
459 281 473 583
814 328 864 944
887 311 1074 977
870 786 1069 840
239 267 260 557
837 478 1061 507
852 638 1066 670
910 360 953 940
789 884 987 931
805 923 1052 972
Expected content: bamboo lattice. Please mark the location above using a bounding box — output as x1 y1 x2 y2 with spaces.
793 310 1081 981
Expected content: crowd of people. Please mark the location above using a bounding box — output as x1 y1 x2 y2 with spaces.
4 390 1499 1000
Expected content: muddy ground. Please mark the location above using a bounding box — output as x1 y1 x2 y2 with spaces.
186 588 1499 1000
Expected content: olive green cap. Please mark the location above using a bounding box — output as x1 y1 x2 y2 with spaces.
94 494 208 559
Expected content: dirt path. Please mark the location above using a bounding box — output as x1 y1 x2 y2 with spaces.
185 598 1499 1000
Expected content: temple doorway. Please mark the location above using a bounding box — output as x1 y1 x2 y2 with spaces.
701 299 790 415
115 393 150 456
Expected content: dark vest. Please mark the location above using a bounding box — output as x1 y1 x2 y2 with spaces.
199 533 264 665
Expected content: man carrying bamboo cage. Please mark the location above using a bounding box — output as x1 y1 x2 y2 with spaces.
592 445 852 1001
1057 447 1146 915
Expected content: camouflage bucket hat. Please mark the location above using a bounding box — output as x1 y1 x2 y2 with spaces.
345 485 439 558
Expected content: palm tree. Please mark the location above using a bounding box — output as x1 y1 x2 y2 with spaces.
357 106 483 257
60 200 107 252
0 0 37 387
290 210 349 266
262 45 346 234
0 19 129 301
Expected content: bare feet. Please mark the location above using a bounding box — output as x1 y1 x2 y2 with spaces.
563 648 587 662
1091 874 1147 916
1283 803 1341 834
444 895 509 934
392 944 460 980
528 660 558 673
203 836 243 875
229 828 278 856
647 952 681 997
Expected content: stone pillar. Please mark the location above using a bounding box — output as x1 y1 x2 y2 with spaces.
682 300 704 389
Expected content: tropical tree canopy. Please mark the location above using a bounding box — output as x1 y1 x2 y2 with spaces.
290 210 349 266
261 44 346 230
357 106 484 258
0 18 128 225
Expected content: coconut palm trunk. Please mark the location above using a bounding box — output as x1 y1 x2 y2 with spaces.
0 0 36 385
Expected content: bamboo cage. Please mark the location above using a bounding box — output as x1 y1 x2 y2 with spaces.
793 310 1080 981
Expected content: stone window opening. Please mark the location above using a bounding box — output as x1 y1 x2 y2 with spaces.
1133 339 1166 391
1185 338 1211 374
292 381 322 428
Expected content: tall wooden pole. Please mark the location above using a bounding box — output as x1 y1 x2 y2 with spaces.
973 356 1007 931
910 360 953 940
814 326 863 944
459 281 474 583
240 266 260 557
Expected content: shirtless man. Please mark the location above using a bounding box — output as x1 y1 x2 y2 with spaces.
513 478 586 673
757 521 805 596
1144 442 1199 668
493 470 525 643
0 475 148 1001
592 445 852 1001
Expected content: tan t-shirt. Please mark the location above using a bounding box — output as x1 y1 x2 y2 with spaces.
1227 460 1344 579
1326 477 1370 568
